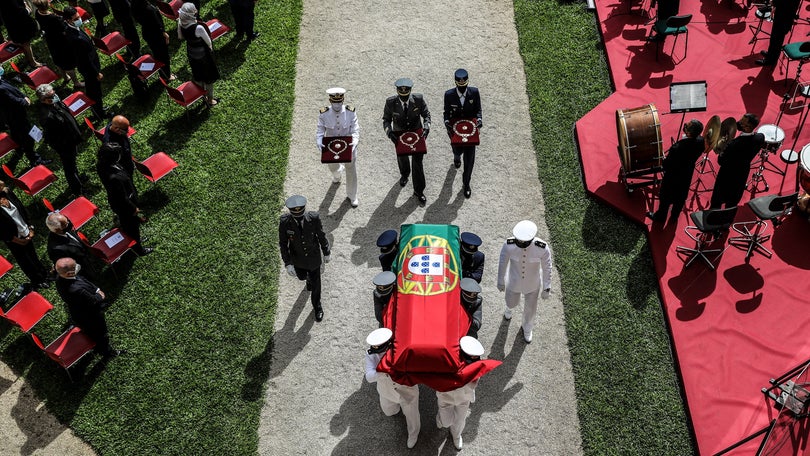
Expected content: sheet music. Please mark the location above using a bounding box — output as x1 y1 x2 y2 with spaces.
670 82 707 112
139 62 155 72
28 125 43 143
210 21 222 32
104 231 125 248
69 98 85 112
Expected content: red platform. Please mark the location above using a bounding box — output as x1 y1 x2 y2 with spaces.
579 1 810 453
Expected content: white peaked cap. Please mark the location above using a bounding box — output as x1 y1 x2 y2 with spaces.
366 328 393 346
512 220 537 241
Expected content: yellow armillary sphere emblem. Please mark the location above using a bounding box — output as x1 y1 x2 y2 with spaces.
397 234 460 296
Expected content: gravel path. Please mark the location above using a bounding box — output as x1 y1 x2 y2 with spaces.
258 1 584 454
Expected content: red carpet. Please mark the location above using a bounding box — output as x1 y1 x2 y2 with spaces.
578 1 810 453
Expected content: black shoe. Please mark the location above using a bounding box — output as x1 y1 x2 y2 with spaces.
248 32 260 40
414 193 427 204
399 176 408 187
646 211 666 222
34 281 50 290
136 247 154 256
35 158 53 166
453 160 461 169
755 59 775 66
79 173 90 183
234 33 244 41
314 308 324 322
464 187 471 198
760 50 769 57
103 348 126 358
646 34 664 42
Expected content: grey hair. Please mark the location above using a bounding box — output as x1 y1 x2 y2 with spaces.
35 83 54 101
45 212 66 232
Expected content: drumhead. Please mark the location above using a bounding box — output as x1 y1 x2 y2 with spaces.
802 143 810 172
615 104 662 173
757 124 785 144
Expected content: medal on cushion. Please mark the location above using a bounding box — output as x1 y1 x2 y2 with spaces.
326 138 348 160
453 119 477 143
399 131 420 152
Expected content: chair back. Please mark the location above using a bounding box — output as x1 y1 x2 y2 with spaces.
133 160 153 178
1 165 30 193
768 192 799 212
42 198 56 212
666 14 693 28
30 333 46 351
0 132 19 158
800 41 810 53
704 206 738 230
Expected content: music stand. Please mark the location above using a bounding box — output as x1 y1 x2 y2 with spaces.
670 82 713 201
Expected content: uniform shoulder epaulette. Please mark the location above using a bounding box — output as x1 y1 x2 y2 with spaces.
534 239 547 248
305 211 320 221
346 105 355 112
319 106 329 114
506 237 516 244
280 213 292 223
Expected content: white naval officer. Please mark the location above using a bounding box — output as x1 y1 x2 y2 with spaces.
496 220 553 343
364 328 421 449
435 336 483 450
316 87 360 207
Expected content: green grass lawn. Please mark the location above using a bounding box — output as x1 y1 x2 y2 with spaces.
513 0 694 453
0 0 694 454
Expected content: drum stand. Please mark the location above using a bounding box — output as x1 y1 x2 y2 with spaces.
748 148 773 193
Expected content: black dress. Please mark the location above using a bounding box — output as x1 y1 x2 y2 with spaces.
35 11 76 71
180 23 219 84
0 0 38 44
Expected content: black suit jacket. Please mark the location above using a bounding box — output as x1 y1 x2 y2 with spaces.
464 296 483 338
47 229 91 265
64 26 102 77
461 251 485 283
98 165 139 216
659 135 704 202
56 275 108 337
713 133 765 203
38 101 83 151
382 94 431 134
443 86 482 124
278 212 330 271
0 190 31 243
103 126 135 177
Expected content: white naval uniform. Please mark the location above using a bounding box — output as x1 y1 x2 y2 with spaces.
496 237 553 335
436 380 477 441
364 351 421 443
316 104 360 202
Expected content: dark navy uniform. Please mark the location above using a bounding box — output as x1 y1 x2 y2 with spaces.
443 69 482 198
372 270 396 326
56 274 114 355
460 232 484 283
460 278 482 338
376 229 399 272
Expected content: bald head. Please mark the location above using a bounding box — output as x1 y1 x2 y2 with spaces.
56 257 78 278
110 115 130 135
46 212 70 233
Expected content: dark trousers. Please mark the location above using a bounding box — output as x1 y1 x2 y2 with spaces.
117 210 146 253
229 0 255 36
5 240 49 284
80 71 105 118
143 32 171 78
88 1 110 36
294 266 322 309
397 154 426 195
55 145 83 195
109 1 140 56
9 121 40 166
452 145 476 189
653 199 684 222
76 313 112 355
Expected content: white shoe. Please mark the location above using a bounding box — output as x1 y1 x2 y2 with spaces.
332 165 344 183
350 197 359 208
503 307 512 320
523 328 533 343
407 434 418 449
453 434 463 450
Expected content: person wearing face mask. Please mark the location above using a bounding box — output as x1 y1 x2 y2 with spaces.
383 78 432 205
0 66 50 167
496 220 552 344
102 115 135 177
46 212 95 280
364 327 421 449
278 195 331 322
0 182 52 289
96 142 153 256
55 257 122 358
710 113 766 209
646 118 705 224
62 6 109 120
443 69 483 199
36 83 87 196
316 87 360 207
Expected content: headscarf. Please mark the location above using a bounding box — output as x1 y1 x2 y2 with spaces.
178 3 198 28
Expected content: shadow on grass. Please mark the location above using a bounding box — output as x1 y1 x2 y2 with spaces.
145 106 211 154
242 289 312 401
350 183 418 268
626 244 659 310
582 198 642 255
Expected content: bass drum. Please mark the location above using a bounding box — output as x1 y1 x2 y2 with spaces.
801 144 810 193
616 104 664 173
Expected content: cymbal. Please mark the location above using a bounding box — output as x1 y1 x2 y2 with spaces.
703 115 721 153
715 117 738 153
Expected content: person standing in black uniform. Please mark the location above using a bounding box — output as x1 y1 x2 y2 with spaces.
372 270 396 326
36 83 86 196
55 257 120 357
131 0 175 81
647 119 705 223
0 71 49 166
33 0 82 88
0 0 42 68
376 229 399 272
383 78 431 205
756 0 803 66
63 7 108 120
0 183 52 289
228 0 259 41
460 278 482 338
107 0 141 57
102 115 135 177
279 195 331 322
96 143 153 256
443 69 483 198
710 114 766 209
46 213 94 279
460 232 484 283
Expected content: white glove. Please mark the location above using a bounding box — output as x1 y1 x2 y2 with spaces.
323 255 331 263
497 284 505 292
286 264 296 276
541 289 551 299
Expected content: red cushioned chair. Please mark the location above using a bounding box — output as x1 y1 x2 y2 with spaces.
43 197 100 230
0 132 19 160
2 164 58 197
84 117 137 143
10 61 60 90
30 328 97 381
78 229 137 277
156 0 182 20
134 152 178 184
0 41 24 66
159 77 207 112
89 29 132 58
63 91 96 118
116 53 164 83
205 18 231 41
0 256 12 280
0 291 54 333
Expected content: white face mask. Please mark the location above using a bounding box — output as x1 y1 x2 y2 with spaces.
73 19 83 29
330 102 342 112
51 93 61 103
73 264 81 275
